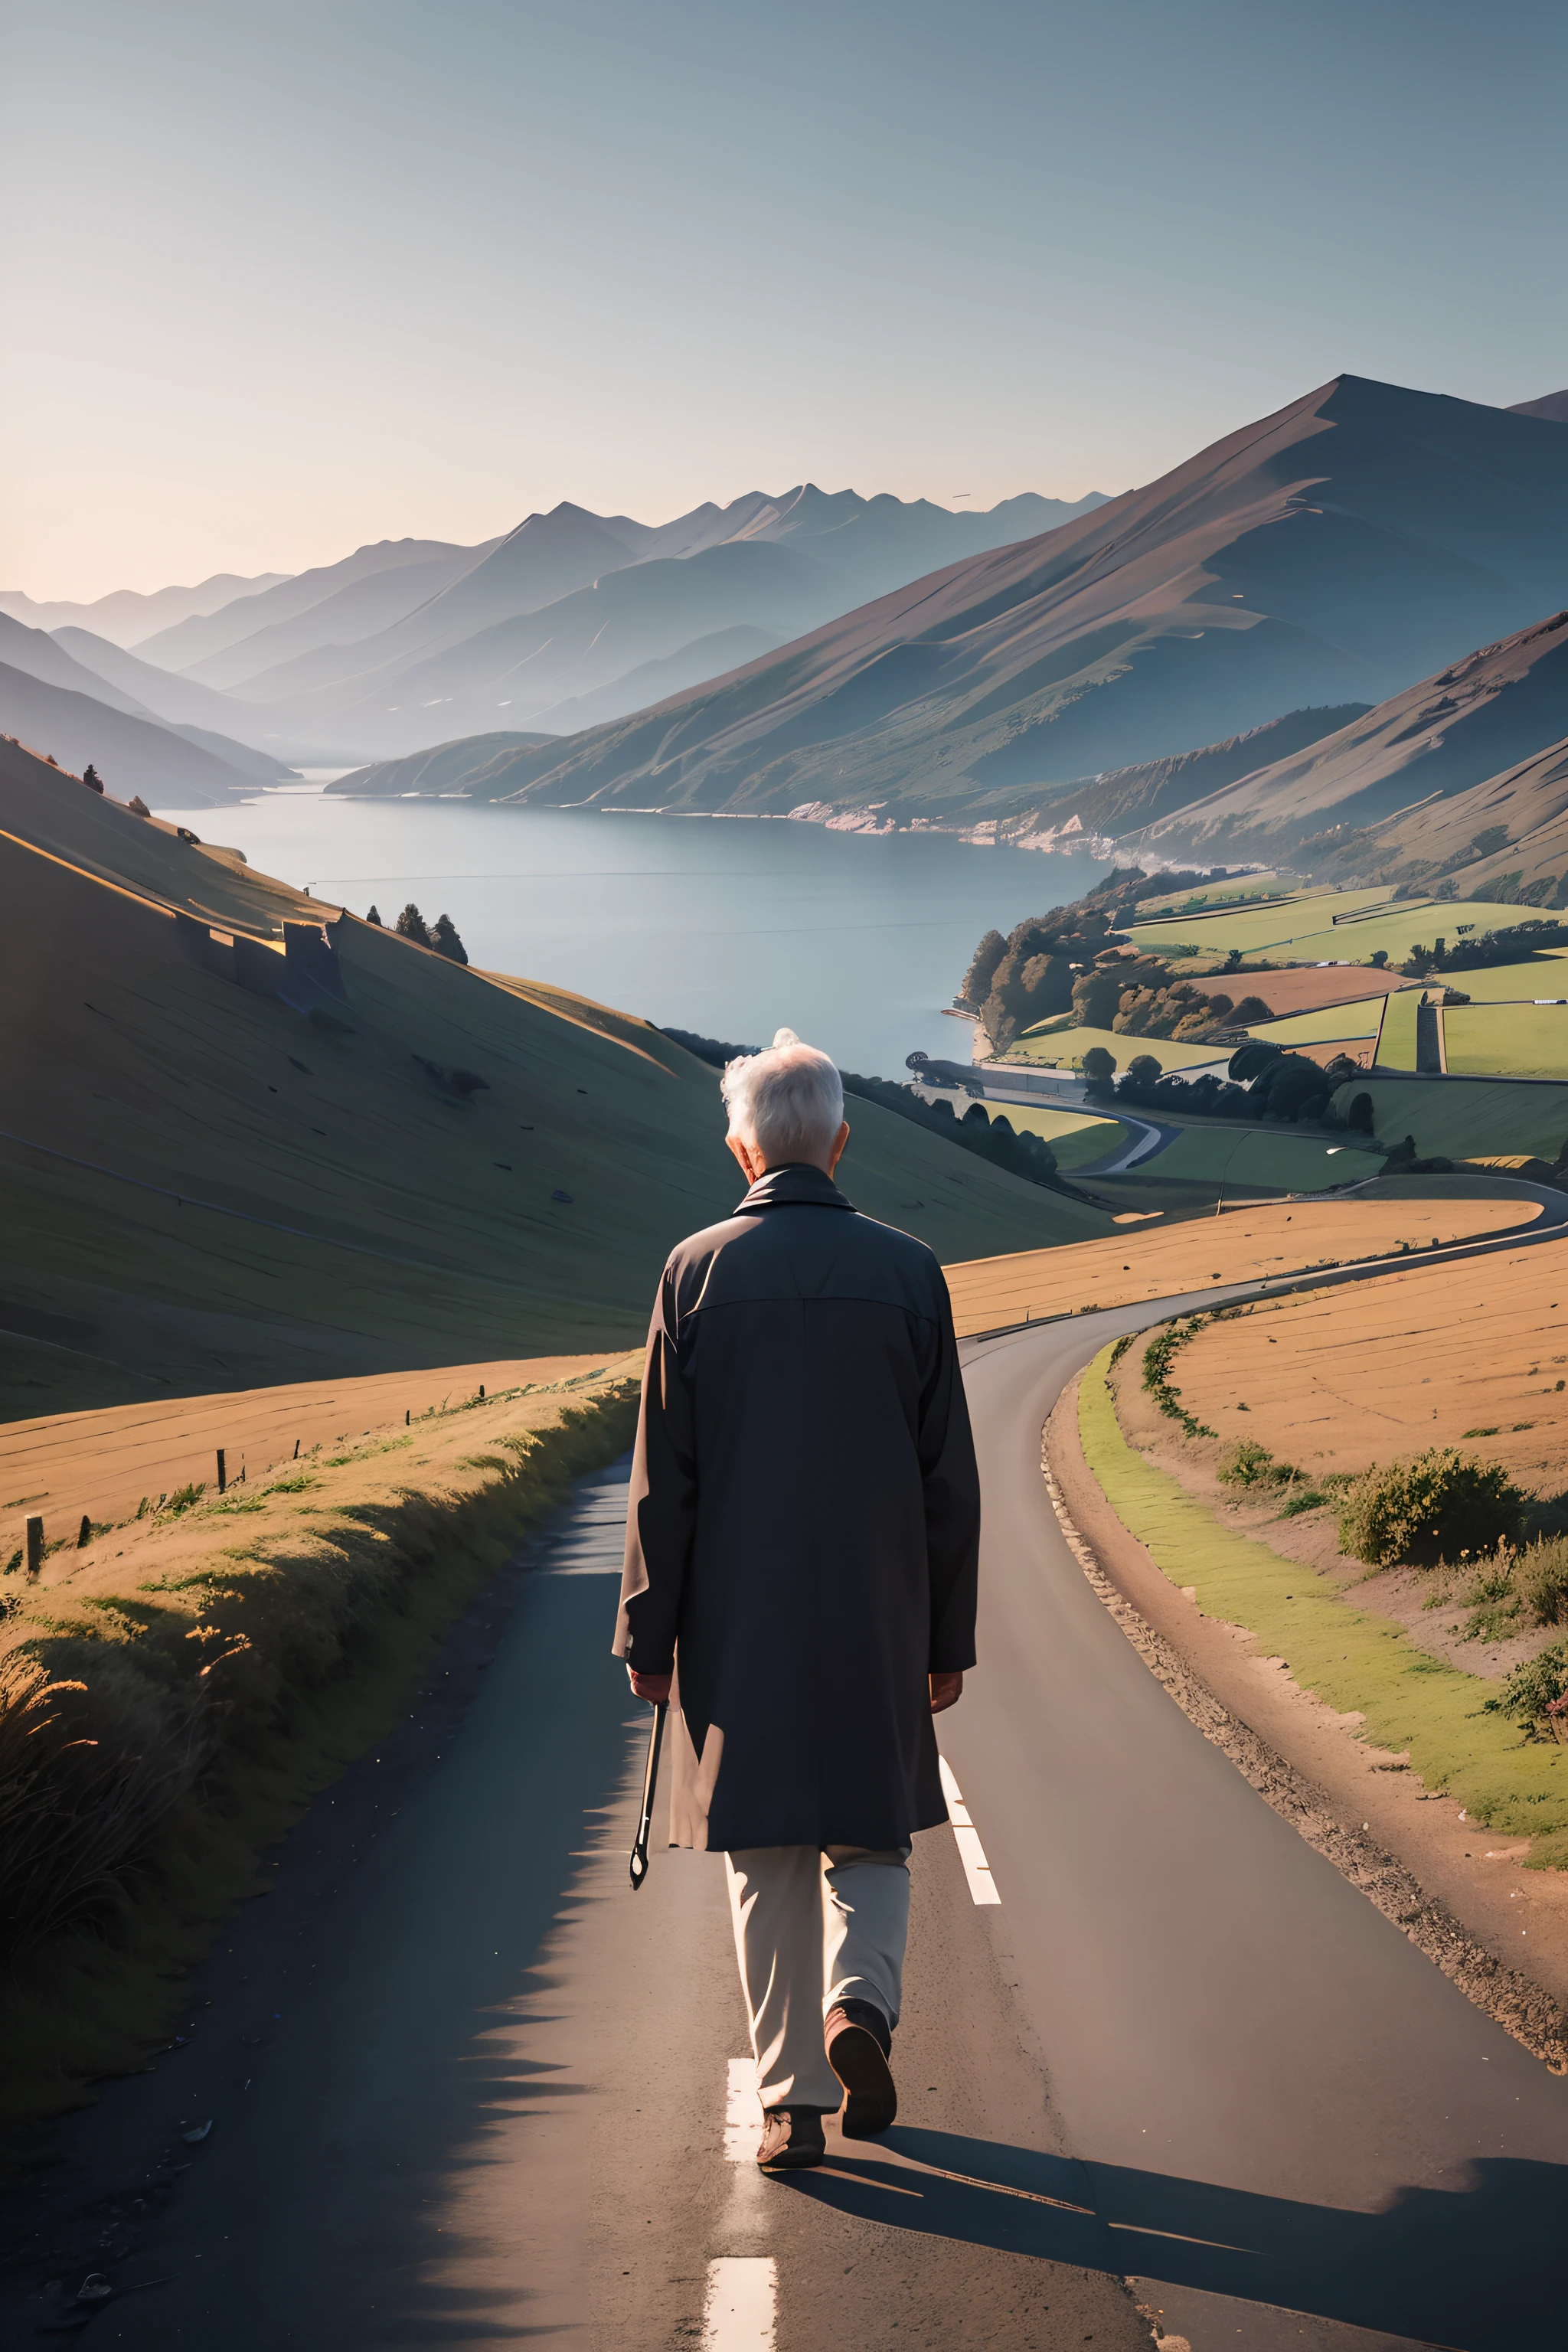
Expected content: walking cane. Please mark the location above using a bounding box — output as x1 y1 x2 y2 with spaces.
629 1698 668 1891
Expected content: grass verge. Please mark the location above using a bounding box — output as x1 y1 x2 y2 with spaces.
1076 1344 1568 1867
0 1363 639 2133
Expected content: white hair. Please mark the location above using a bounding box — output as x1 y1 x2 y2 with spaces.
720 1027 844 1166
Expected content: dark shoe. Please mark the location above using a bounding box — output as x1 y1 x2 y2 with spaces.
825 1999 897 2137
756 2106 826 2169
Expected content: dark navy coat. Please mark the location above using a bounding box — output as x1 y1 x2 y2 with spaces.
614 1161 981 1853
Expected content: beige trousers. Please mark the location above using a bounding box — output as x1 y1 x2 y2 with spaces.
724 1844 911 2110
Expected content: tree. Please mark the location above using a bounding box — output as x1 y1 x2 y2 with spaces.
1082 1046 1117 1093
1433 877 1459 901
82 762 103 795
959 929 1008 1010
1368 949 1388 968
1347 1093 1375 1133
395 903 433 947
1230 994 1275 1024
1229 1037 1283 1083
365 903 383 927
431 912 469 965
1125 1053 1161 1087
1469 825 1511 861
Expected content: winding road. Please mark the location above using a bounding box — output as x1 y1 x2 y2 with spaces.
9 1280 1568 2348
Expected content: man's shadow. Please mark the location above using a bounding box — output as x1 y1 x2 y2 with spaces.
784 2127 1568 2348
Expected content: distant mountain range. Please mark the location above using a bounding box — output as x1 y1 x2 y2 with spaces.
0 570 289 648
174 487 1109 756
0 489 1109 794
330 377 1568 823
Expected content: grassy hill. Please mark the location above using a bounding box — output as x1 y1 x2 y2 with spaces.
1133 609 1568 877
0 743 1110 1418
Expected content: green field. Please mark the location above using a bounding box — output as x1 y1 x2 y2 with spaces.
1446 1001 1568 1079
1143 1126 1383 1191
1132 871 1292 917
1328 1073 1568 1160
1433 952 1568 1002
969 1099 1128 1168
1008 1023 1224 1073
1252 996 1387 1045
1125 886 1386 956
1129 890 1524 972
1375 988 1420 1070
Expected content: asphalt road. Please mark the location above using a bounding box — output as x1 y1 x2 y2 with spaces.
11 1288 1568 2348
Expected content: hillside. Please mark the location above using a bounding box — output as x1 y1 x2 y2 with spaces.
0 658 279 803
344 376 1568 823
0 741 1110 1416
1018 704 1370 844
1127 609 1568 883
1511 390 1568 424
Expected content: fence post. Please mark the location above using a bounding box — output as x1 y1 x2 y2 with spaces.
25 1514 43 1576
217 1448 227 1494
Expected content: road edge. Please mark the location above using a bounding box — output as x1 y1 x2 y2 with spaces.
1042 1367 1568 2076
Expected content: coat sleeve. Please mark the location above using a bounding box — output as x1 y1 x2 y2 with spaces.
612 1263 697 1674
919 1276 982 1673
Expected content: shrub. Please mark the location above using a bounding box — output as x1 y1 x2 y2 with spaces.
1337 1449 1524 1569
1484 1642 1568 1737
1219 1439 1297 1490
1518 1537 1568 1627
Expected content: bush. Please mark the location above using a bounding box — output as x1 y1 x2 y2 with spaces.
1517 1537 1568 1627
1337 1449 1524 1569
1219 1439 1297 1490
1484 1642 1568 1737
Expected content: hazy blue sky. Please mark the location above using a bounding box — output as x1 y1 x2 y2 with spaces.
5 0 1566 599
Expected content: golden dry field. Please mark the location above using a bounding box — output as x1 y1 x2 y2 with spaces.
1166 1243 1568 1492
1 1353 616 1539
944 1185 1540 1338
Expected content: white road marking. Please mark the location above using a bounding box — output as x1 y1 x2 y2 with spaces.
724 2056 762 2161
702 2256 776 2349
939 1753 1001 1904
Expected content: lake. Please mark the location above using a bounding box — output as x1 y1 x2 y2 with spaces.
172 795 1112 1080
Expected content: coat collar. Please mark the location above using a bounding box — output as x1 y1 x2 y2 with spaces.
737 1162 856 1214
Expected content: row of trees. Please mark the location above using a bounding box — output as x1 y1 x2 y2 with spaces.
366 902 469 964
1401 917 1568 978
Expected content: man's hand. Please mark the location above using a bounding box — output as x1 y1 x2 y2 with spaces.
628 1667 673 1703
929 1670 964 1714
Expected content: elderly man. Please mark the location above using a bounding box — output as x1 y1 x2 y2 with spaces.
614 1027 982 2171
